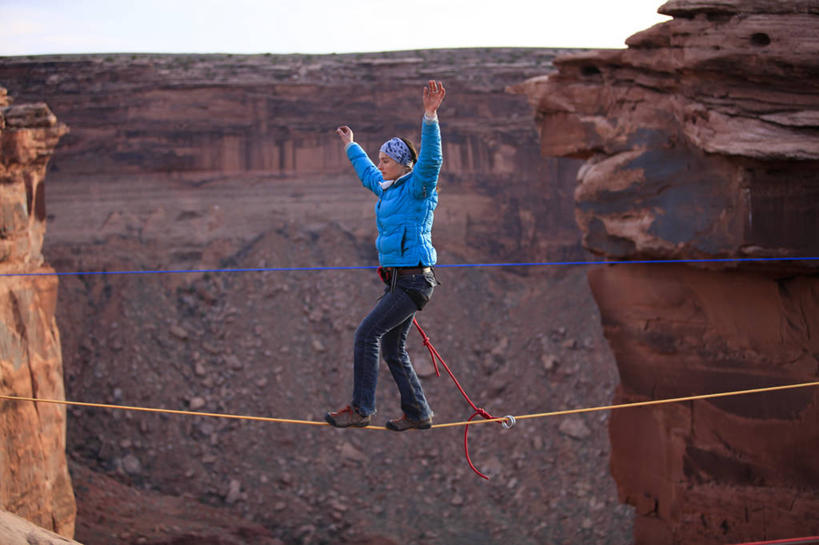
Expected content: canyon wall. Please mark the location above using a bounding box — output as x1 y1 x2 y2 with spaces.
515 1 819 544
0 49 585 266
0 89 75 536
0 50 635 545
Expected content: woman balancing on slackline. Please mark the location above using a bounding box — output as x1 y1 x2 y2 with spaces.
325 80 446 431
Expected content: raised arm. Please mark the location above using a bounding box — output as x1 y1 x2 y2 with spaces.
337 125 384 196
411 81 446 198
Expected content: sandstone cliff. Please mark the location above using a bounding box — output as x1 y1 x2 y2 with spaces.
515 1 819 543
0 89 75 536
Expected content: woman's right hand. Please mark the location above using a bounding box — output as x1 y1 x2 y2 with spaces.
423 80 446 117
336 125 354 145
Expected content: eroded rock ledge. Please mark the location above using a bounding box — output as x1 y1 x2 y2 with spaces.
514 1 819 543
0 87 74 537
514 0 819 261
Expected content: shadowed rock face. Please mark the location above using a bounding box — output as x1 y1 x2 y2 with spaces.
516 1 819 260
0 89 74 536
515 0 819 544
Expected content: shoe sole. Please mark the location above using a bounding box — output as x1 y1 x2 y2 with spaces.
385 421 432 432
324 413 370 428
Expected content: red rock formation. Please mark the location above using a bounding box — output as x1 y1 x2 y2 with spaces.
0 89 74 536
515 1 819 543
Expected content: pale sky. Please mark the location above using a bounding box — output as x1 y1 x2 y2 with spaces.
2 0 671 56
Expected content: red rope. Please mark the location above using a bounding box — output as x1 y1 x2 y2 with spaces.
413 318 500 480
730 538 819 545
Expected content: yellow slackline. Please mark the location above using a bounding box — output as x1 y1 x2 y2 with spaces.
2 380 817 430
0 394 364 427
431 380 819 429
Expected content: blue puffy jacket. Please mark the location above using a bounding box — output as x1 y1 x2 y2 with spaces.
345 117 442 267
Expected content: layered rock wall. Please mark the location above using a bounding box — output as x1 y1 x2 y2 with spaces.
516 1 819 543
0 49 585 265
0 88 74 537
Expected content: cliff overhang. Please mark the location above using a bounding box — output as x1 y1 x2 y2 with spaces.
514 1 819 543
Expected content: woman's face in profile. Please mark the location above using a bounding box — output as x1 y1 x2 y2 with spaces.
377 152 408 181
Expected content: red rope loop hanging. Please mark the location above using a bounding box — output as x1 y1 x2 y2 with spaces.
413 318 508 480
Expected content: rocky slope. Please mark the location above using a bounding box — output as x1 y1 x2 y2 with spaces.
514 1 819 543
1 50 632 544
70 462 284 545
0 89 75 537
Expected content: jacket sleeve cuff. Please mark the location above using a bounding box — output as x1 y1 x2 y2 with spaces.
423 112 438 123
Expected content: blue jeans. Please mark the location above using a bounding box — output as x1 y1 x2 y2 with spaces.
352 271 436 421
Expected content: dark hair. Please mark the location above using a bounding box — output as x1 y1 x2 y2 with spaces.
398 137 418 165
398 136 438 193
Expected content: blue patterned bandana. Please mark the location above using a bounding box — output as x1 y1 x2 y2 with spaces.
380 137 413 167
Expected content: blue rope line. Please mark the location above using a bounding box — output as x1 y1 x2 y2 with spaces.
1 257 818 278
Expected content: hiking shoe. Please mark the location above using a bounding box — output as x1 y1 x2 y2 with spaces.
385 414 432 432
325 405 371 428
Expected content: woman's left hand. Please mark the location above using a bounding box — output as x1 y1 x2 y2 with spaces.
423 80 446 116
